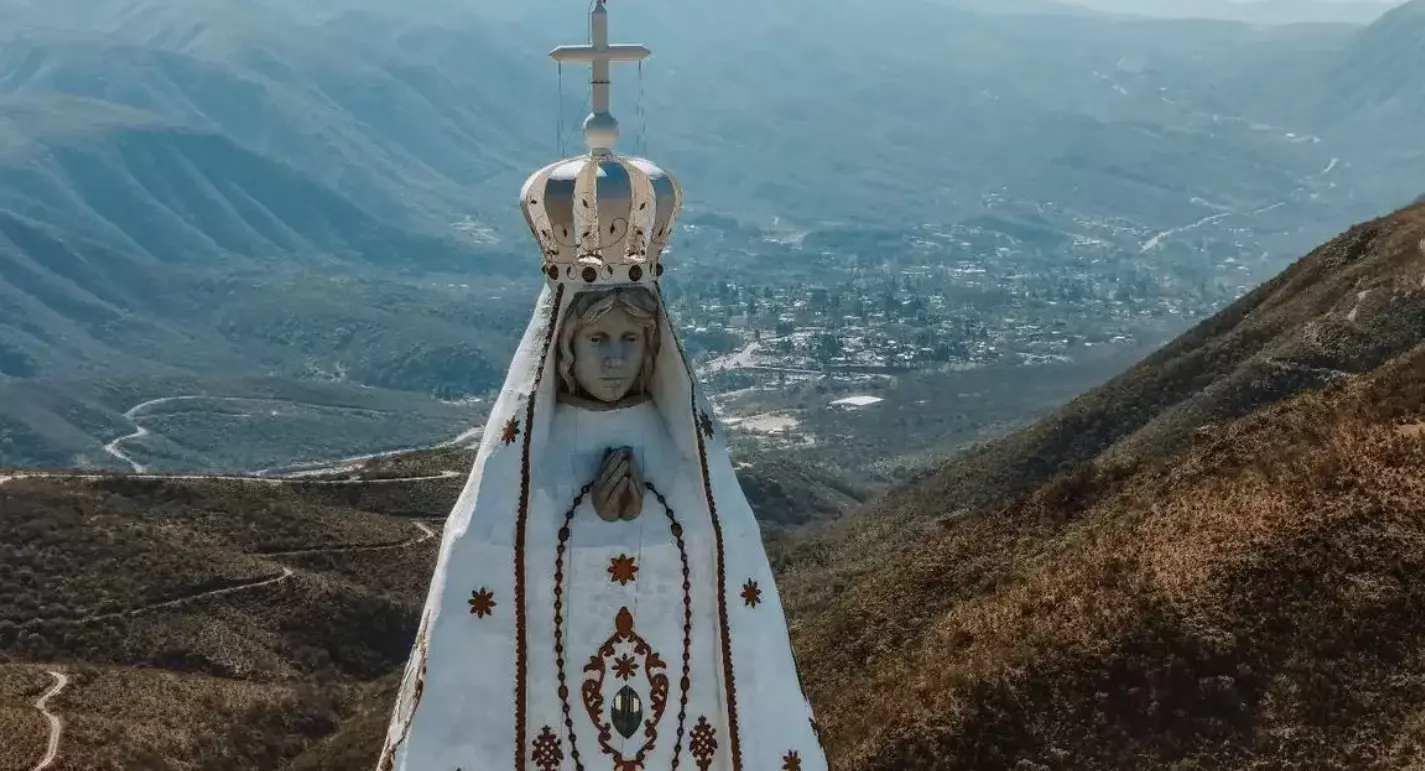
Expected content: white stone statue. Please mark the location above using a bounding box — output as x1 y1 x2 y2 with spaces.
375 4 827 770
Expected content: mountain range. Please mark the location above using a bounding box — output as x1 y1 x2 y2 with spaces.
0 0 1422 469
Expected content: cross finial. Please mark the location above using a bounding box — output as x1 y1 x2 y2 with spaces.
550 0 650 153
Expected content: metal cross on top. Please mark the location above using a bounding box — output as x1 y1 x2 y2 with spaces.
550 0 650 153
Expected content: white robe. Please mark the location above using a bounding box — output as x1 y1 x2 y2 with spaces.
378 283 827 771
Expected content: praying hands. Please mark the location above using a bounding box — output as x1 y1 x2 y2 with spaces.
593 446 644 522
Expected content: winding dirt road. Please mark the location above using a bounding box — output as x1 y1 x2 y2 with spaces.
66 569 298 627
103 396 262 473
16 518 439 631
1139 199 1288 253
29 670 68 771
102 394 483 476
256 521 436 557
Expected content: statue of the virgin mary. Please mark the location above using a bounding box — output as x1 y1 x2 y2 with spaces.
376 4 827 770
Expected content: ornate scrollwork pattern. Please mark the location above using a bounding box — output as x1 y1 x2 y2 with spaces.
580 607 670 770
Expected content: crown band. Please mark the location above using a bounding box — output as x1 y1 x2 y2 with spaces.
543 260 663 285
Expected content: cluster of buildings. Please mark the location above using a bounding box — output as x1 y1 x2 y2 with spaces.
665 195 1279 382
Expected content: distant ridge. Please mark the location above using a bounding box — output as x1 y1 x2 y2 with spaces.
1323 0 1425 142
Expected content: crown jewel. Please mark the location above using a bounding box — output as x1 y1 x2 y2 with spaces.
520 0 682 286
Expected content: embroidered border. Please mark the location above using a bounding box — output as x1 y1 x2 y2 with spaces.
692 412 743 771
516 282 565 770
656 289 744 771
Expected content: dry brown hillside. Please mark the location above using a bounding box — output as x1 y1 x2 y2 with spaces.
781 202 1425 769
0 474 457 771
793 340 1425 770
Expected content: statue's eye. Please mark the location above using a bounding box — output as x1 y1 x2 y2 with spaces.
589 332 609 344
622 332 641 343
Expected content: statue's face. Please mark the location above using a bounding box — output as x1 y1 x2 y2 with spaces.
572 305 649 403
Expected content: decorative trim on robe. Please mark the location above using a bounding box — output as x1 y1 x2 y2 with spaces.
514 282 565 768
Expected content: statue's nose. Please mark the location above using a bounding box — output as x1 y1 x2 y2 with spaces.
601 342 628 371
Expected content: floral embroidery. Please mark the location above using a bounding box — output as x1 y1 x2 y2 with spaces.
608 554 639 586
468 587 497 618
613 654 640 681
740 579 762 608
500 416 521 445
581 607 670 769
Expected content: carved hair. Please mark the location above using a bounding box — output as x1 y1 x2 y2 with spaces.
556 286 662 398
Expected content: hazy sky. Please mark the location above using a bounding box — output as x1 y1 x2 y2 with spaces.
1058 0 1402 25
